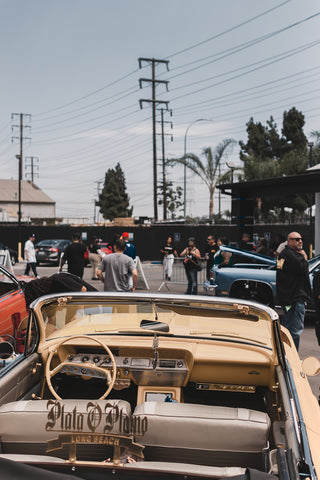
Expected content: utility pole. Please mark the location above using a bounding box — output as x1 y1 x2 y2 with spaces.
138 57 169 221
11 113 31 259
95 180 103 224
25 156 39 182
157 108 173 220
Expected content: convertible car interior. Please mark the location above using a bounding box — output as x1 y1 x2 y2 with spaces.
0 293 318 480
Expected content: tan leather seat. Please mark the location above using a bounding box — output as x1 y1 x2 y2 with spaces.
0 399 131 460
134 402 270 468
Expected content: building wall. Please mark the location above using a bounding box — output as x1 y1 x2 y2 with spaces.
0 203 55 221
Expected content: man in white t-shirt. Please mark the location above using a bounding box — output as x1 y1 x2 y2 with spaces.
24 233 39 277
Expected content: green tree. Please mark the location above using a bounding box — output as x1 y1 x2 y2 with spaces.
239 108 310 221
158 181 183 219
282 107 307 151
168 139 236 220
97 163 133 220
310 131 320 166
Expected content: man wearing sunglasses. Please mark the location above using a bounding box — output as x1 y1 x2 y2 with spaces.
276 232 311 351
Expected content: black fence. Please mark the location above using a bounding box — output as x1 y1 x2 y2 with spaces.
0 223 315 262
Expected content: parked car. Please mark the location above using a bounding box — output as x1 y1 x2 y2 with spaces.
0 293 320 479
0 241 18 265
210 246 320 310
97 241 113 256
36 239 70 265
0 264 33 350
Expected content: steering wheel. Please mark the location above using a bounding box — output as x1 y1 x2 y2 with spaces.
45 335 117 400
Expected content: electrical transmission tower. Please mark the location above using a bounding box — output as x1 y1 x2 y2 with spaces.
157 108 173 220
138 58 169 221
25 156 39 182
11 113 31 228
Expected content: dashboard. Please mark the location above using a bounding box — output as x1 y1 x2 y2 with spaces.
60 352 189 386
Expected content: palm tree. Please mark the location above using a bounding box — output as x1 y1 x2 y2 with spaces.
168 139 236 220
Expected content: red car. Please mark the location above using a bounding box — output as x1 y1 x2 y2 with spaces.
97 242 113 255
0 264 32 350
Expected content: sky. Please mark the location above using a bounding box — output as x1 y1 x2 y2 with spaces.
0 0 320 222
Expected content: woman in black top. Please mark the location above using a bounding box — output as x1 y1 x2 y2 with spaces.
180 237 201 295
160 235 177 281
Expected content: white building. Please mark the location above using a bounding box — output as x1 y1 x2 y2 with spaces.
0 179 55 222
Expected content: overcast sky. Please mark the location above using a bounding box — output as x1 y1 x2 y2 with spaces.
0 0 319 222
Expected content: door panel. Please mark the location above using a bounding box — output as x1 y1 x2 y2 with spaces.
0 353 42 406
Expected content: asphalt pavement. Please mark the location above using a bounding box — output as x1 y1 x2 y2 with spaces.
14 261 320 400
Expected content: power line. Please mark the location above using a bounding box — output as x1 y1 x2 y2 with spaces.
170 38 320 104
174 64 320 114
169 39 320 94
32 108 141 145
34 68 141 117
166 0 292 59
33 87 140 131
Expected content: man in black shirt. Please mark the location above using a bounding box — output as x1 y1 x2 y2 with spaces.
276 232 311 351
204 235 218 281
59 233 87 278
239 232 254 251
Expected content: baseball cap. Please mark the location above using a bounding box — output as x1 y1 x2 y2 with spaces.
30 233 36 238
122 232 129 238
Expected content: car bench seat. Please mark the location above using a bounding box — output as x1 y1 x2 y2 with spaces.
133 402 271 469
0 399 131 461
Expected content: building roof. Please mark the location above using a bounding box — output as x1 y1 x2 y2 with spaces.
0 179 55 204
218 170 320 197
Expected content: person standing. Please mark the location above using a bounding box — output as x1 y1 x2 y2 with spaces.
88 236 100 280
204 235 218 281
181 237 201 295
59 233 87 279
24 233 39 277
121 232 136 259
160 235 178 281
213 237 233 267
97 238 138 292
256 237 268 255
239 232 254 251
121 232 136 289
276 232 311 351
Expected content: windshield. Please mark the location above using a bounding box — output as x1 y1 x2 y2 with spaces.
39 297 275 350
38 240 60 247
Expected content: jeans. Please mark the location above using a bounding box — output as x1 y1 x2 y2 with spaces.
280 300 305 351
25 262 38 277
185 268 198 295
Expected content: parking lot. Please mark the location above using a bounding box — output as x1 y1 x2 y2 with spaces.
14 260 320 400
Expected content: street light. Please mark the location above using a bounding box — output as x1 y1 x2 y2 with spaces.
183 118 212 218
226 161 236 184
